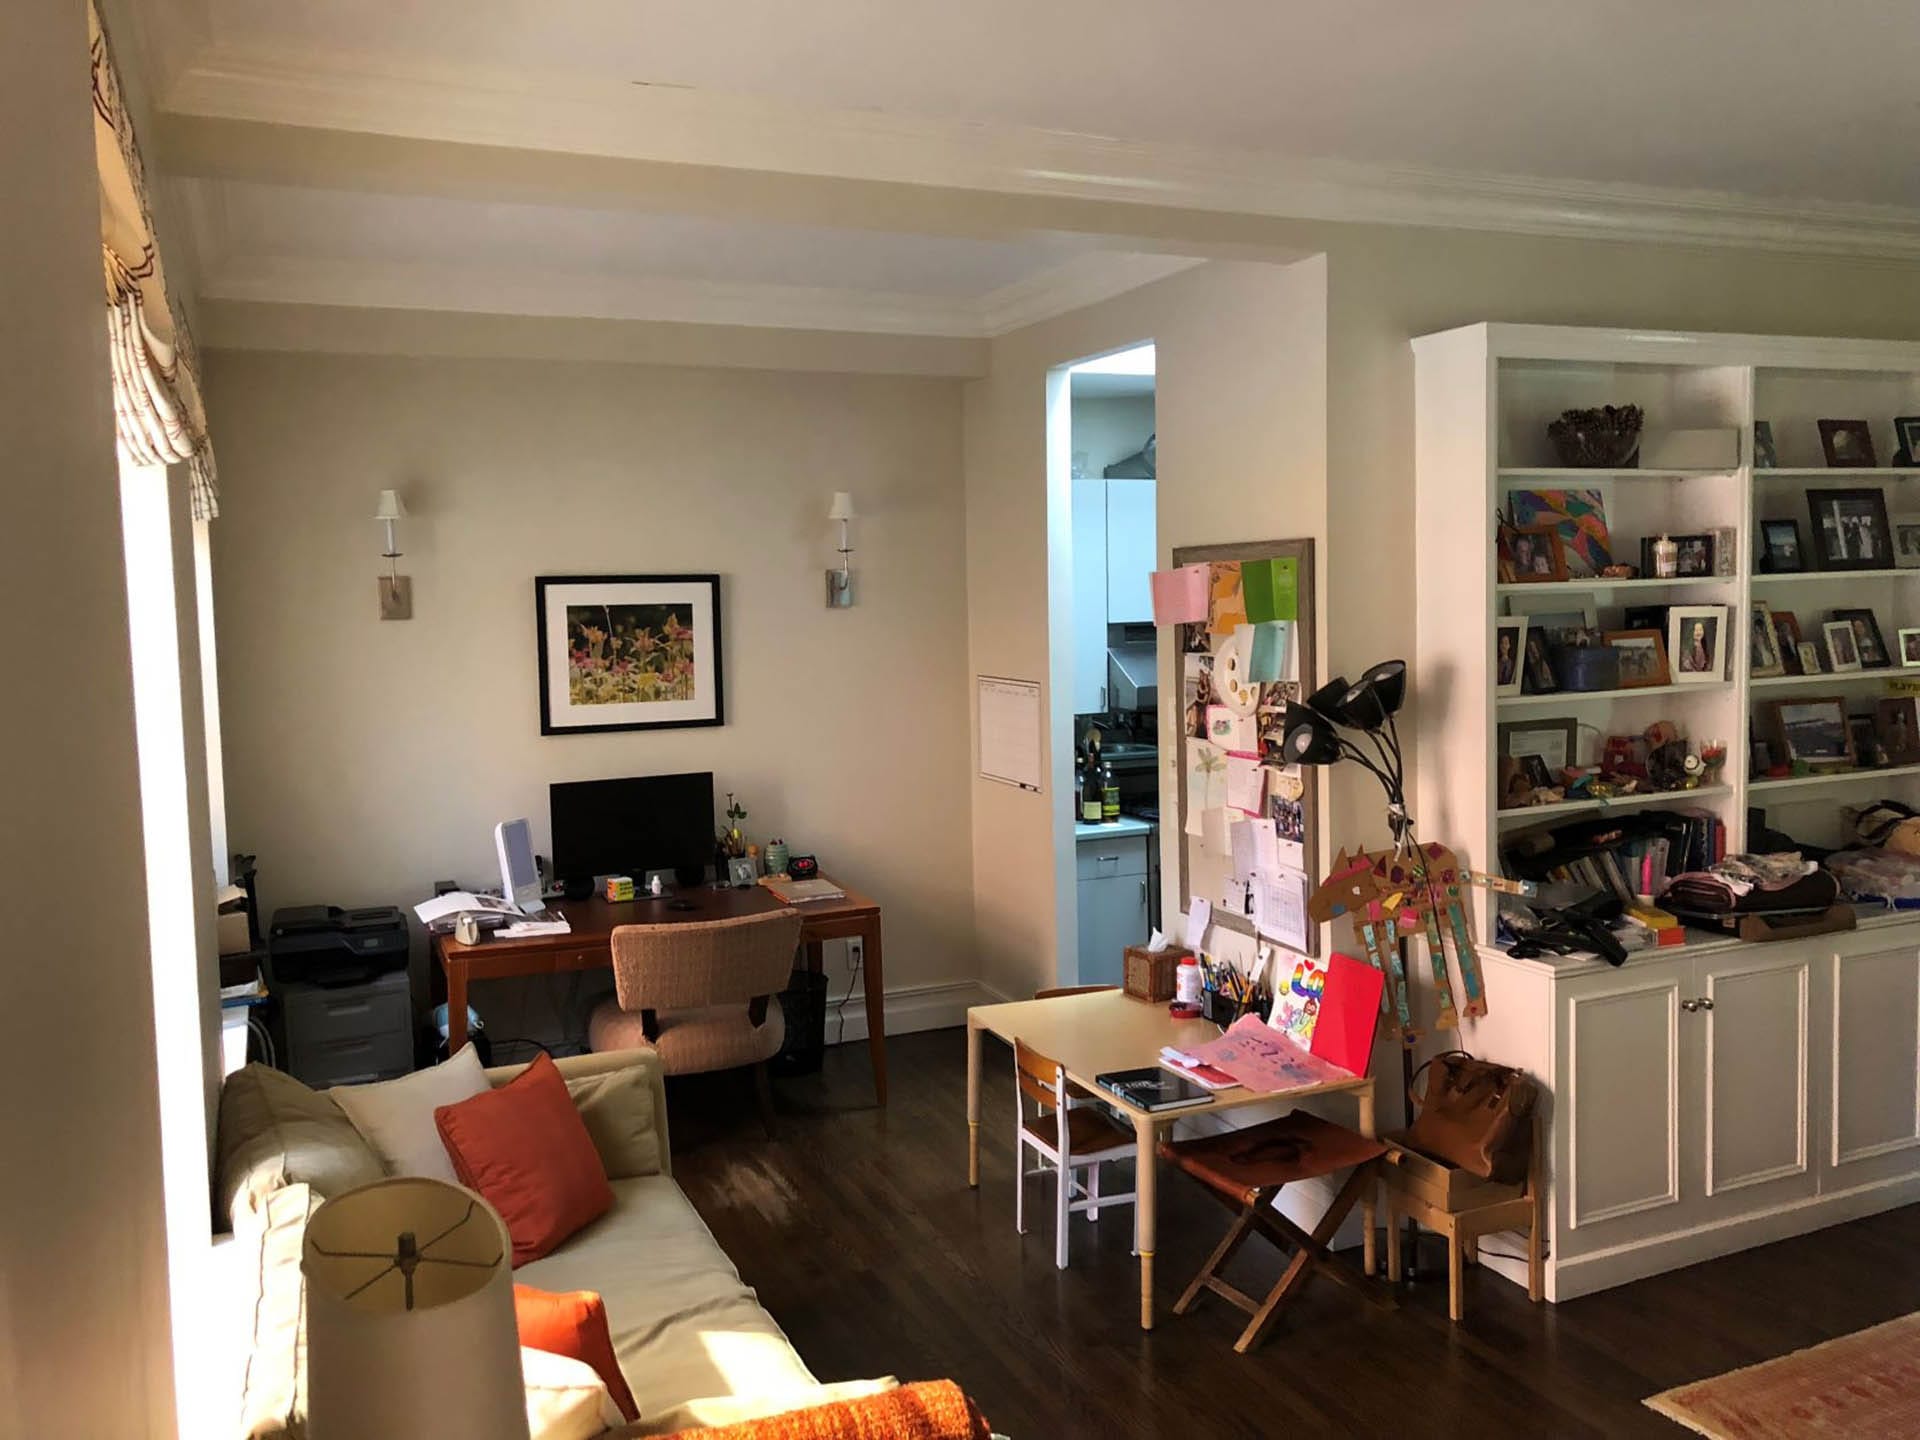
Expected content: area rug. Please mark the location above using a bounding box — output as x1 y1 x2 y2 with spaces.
1646 1312 1920 1438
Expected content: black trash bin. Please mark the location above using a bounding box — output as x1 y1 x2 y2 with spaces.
770 968 827 1077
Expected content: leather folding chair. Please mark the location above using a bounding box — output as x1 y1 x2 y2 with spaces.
1160 1109 1386 1352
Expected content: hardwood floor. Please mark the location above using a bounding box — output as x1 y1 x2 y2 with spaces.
664 1029 1919 1439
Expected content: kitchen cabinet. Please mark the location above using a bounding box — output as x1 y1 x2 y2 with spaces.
1104 479 1156 624
1071 477 1109 713
1075 829 1149 986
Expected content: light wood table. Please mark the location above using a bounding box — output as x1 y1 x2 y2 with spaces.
967 989 1376 1330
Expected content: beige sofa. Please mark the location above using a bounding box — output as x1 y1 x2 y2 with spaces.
216 1047 897 1436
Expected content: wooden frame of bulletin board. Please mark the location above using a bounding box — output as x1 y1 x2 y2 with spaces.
1172 537 1319 955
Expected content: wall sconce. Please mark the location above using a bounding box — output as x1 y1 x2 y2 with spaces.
374 489 412 620
825 491 856 608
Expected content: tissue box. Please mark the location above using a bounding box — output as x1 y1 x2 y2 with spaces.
1124 945 1191 1003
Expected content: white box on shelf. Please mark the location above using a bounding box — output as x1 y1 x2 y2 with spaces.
1641 427 1739 470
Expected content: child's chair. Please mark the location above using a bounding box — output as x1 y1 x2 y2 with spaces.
1011 1036 1137 1269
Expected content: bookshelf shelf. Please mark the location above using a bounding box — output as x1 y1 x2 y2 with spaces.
1755 467 1920 479
1750 671 1901 690
1496 575 1733 596
1499 682 1730 708
1750 568 1917 584
1495 784 1734 828
1498 467 1731 482
1750 763 1920 793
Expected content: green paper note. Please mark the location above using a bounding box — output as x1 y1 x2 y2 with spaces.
1242 557 1299 623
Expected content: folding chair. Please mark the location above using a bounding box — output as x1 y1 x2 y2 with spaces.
1160 1109 1386 1352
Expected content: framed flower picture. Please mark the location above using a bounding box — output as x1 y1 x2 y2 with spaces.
535 574 725 735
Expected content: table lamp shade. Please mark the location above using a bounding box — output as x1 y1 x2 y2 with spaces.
303 1178 530 1440
373 488 408 521
827 490 856 522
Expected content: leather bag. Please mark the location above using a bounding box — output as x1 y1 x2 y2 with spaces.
1404 1051 1537 1185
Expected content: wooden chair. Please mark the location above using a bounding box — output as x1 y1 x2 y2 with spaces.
1160 1109 1386 1352
1032 986 1117 1102
587 909 803 1137
1381 1111 1545 1321
1012 1037 1137 1269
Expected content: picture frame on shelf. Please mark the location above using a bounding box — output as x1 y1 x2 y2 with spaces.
1763 696 1852 769
1875 697 1920 766
1498 523 1568 584
1508 592 1600 632
1772 610 1805 674
1639 533 1715 579
1851 714 1886 769
1520 626 1558 694
1818 419 1878 468
1505 488 1613 578
1605 629 1671 688
1797 640 1826 675
1753 420 1777 470
1900 627 1920 668
1498 717 1578 777
1623 603 1672 637
1759 518 1805 574
1831 607 1892 669
1894 416 1920 467
1892 511 1920 568
1749 603 1787 679
1494 615 1527 698
1668 605 1726 683
1807 488 1894 570
1823 619 1863 673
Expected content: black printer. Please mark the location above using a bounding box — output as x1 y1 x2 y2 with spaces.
268 905 409 987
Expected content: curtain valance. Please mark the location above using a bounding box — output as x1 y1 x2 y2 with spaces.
91 1 218 519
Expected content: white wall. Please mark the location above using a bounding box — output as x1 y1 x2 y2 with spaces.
0 1 177 1434
206 350 978 1039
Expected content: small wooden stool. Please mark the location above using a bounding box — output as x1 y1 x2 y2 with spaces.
1380 1116 1544 1321
1159 1110 1386 1353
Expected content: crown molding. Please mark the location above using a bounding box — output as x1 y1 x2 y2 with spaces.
160 43 1920 263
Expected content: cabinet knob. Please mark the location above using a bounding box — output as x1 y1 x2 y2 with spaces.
1680 998 1701 1013
1698 996 1715 1012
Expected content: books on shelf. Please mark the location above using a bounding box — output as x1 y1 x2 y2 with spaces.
1503 807 1726 901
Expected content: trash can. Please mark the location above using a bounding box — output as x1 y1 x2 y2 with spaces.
770 969 827 1077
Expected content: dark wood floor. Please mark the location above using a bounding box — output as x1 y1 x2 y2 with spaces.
663 1029 1918 1439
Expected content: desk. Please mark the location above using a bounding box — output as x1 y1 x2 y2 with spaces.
966 990 1375 1329
435 884 888 1103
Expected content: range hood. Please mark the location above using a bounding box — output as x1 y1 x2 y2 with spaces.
1107 642 1158 712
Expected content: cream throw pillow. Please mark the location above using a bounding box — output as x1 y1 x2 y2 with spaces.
522 1347 627 1440
331 1046 489 1182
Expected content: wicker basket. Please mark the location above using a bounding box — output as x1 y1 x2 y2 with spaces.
1123 945 1191 1002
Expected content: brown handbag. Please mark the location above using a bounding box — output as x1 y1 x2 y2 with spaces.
1403 1051 1537 1185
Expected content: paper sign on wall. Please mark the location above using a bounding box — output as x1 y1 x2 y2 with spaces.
1151 564 1209 625
1252 868 1311 951
1241 557 1299 624
1225 754 1268 815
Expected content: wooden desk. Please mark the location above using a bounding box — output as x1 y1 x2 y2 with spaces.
966 990 1375 1329
435 884 888 1103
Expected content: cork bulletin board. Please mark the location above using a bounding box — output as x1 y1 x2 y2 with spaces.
1172 537 1319 955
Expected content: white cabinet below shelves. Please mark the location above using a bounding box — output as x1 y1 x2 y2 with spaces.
1075 834 1148 986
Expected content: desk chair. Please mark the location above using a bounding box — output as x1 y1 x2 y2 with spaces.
1013 1037 1137 1269
1160 1110 1385 1352
587 909 803 1137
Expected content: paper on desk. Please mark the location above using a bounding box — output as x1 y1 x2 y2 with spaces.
1252 868 1310 950
1225 754 1267 815
1175 1014 1353 1091
413 891 518 925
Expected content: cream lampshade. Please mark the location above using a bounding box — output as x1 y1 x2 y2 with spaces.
826 491 855 522
826 492 857 607
302 1178 529 1440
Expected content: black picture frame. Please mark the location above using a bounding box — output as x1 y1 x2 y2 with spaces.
1818 419 1878 468
1497 717 1579 776
1753 420 1777 470
1831 607 1892 669
1807 488 1894 571
534 573 726 736
1895 416 1920 467
1759 518 1805 574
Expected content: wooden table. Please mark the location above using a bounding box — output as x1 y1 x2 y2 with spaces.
966 990 1375 1329
435 884 888 1103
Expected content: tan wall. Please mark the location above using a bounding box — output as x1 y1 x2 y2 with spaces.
0 0 176 1434
964 258 1329 1000
206 350 977 1034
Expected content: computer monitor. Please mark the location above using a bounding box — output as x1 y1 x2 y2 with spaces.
494 817 543 914
549 772 715 891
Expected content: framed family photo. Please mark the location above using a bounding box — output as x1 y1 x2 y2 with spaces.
1669 605 1726 683
1807 488 1893 571
535 573 725 735
1494 615 1527 698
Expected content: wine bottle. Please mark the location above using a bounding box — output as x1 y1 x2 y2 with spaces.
1081 732 1104 823
1101 756 1120 823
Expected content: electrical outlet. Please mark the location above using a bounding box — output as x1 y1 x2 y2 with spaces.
846 937 864 972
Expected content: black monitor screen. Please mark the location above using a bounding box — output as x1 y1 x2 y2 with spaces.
550 772 714 884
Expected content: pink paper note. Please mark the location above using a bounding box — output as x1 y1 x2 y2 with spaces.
1151 564 1209 625
1177 1014 1351 1093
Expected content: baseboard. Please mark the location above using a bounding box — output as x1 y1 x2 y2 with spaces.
1476 1170 1920 1301
826 978 1010 1046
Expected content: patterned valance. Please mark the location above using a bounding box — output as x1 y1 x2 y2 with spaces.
91 1 218 519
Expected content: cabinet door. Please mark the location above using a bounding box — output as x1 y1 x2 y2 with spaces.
1827 944 1920 1188
1077 871 1149 987
1559 961 1691 1249
1104 479 1156 624
1701 952 1815 1210
1071 477 1109 712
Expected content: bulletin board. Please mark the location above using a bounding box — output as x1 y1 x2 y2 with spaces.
1172 538 1319 956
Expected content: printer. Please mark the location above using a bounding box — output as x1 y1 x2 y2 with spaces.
268 905 409 987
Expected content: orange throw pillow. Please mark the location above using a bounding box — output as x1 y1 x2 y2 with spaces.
513 1284 639 1422
434 1052 612 1266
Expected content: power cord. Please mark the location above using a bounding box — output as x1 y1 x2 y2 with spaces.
830 943 864 1046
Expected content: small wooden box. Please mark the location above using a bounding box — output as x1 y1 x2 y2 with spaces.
1380 1133 1518 1213
1124 945 1190 1002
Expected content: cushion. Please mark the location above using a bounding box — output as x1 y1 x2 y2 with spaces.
236 1182 323 1440
589 1001 785 1075
610 1380 989 1440
522 1347 628 1440
330 1045 489 1183
437 1052 613 1265
516 1284 639 1422
216 1063 384 1229
489 1053 665 1180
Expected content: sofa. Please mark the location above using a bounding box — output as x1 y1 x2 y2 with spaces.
214 1047 991 1438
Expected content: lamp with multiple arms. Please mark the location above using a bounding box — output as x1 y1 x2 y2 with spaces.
1281 659 1411 846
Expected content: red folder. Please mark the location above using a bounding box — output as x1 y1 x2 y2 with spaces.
1308 953 1384 1076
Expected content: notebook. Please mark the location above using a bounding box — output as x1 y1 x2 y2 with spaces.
1094 1067 1214 1112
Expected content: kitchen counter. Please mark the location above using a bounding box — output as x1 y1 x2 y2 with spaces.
1074 815 1156 842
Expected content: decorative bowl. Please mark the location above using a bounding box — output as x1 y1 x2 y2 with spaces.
1547 404 1644 468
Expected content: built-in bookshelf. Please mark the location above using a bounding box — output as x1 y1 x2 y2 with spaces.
1414 324 1920 941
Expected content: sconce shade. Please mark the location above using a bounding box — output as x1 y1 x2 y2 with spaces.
1360 659 1408 717
1281 710 1343 766
373 489 408 522
827 491 856 522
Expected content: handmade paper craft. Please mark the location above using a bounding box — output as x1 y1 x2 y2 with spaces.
1184 739 1229 835
1268 951 1330 1048
1252 868 1310 950
1208 562 1247 635
1247 621 1290 682
1240 557 1300 624
1206 705 1255 754
1225 754 1267 815
1150 564 1210 625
